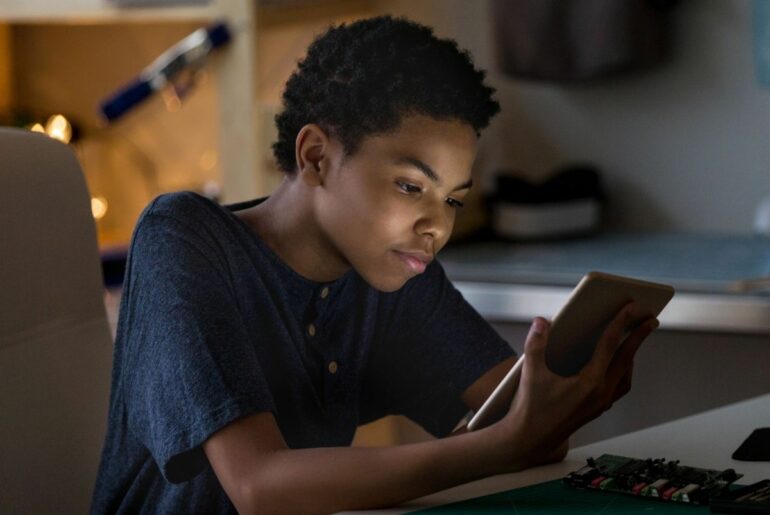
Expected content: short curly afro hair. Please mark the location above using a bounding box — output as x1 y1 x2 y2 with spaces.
272 15 500 173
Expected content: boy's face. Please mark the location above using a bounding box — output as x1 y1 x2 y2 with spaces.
314 114 478 292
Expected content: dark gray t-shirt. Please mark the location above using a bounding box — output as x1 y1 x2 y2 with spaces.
90 192 513 514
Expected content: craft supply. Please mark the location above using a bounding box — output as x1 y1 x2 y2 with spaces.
564 454 742 506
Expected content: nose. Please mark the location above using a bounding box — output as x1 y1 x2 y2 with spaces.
414 199 453 245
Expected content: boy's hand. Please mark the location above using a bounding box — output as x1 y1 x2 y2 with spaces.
493 303 659 471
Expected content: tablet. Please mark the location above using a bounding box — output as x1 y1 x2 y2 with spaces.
466 271 674 431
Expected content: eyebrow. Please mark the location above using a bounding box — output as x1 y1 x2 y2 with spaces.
395 156 473 191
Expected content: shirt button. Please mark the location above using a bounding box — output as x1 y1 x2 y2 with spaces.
320 286 329 299
328 361 338 374
307 323 316 337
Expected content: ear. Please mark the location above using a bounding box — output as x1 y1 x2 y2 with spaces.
295 124 331 187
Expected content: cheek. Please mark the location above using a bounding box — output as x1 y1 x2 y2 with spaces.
332 183 411 245
373 203 413 240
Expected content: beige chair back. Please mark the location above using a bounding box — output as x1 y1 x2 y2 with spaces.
0 127 113 514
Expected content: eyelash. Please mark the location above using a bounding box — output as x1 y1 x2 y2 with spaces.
396 181 464 208
397 181 422 195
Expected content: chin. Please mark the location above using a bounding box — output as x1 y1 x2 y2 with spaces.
361 272 410 293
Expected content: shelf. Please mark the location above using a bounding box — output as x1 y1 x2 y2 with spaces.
1 0 262 249
0 1 224 24
441 234 770 335
451 281 770 334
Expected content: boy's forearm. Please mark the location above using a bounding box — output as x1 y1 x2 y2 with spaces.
244 425 516 514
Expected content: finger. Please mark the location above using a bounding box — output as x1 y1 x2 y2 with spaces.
608 317 658 378
612 363 634 402
606 317 658 394
522 317 550 372
583 302 636 379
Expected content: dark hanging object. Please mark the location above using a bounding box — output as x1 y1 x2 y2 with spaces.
491 0 678 82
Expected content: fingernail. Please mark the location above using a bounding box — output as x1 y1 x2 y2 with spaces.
531 318 547 336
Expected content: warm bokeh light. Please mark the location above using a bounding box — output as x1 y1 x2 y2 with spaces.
29 123 45 134
91 196 108 220
45 114 73 144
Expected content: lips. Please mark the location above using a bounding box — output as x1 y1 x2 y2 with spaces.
394 250 433 274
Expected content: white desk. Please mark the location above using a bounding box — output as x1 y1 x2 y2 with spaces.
346 394 770 514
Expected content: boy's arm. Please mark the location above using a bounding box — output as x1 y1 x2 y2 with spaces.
203 411 518 515
204 304 657 514
205 358 518 514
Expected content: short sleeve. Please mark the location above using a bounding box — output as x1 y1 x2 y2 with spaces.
117 205 274 484
363 261 515 437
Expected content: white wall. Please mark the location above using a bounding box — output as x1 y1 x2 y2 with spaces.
379 0 770 233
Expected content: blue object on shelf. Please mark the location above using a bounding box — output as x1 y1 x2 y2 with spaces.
99 21 232 122
100 80 153 122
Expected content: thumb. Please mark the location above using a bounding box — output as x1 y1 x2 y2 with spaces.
524 317 549 361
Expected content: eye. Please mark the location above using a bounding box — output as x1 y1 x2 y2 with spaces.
446 197 465 208
396 180 422 194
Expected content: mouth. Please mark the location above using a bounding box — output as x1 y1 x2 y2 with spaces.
393 250 433 275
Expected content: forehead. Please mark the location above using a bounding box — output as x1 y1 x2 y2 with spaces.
353 114 478 172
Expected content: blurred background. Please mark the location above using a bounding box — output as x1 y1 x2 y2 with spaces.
4 0 770 248
3 0 770 448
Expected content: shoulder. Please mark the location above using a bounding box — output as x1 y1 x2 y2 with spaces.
127 192 244 265
144 191 223 223
133 191 241 243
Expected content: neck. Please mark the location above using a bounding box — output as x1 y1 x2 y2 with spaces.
237 177 351 282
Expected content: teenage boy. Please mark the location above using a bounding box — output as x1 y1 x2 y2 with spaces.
91 16 658 514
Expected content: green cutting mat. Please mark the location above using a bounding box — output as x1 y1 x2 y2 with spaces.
413 479 707 514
